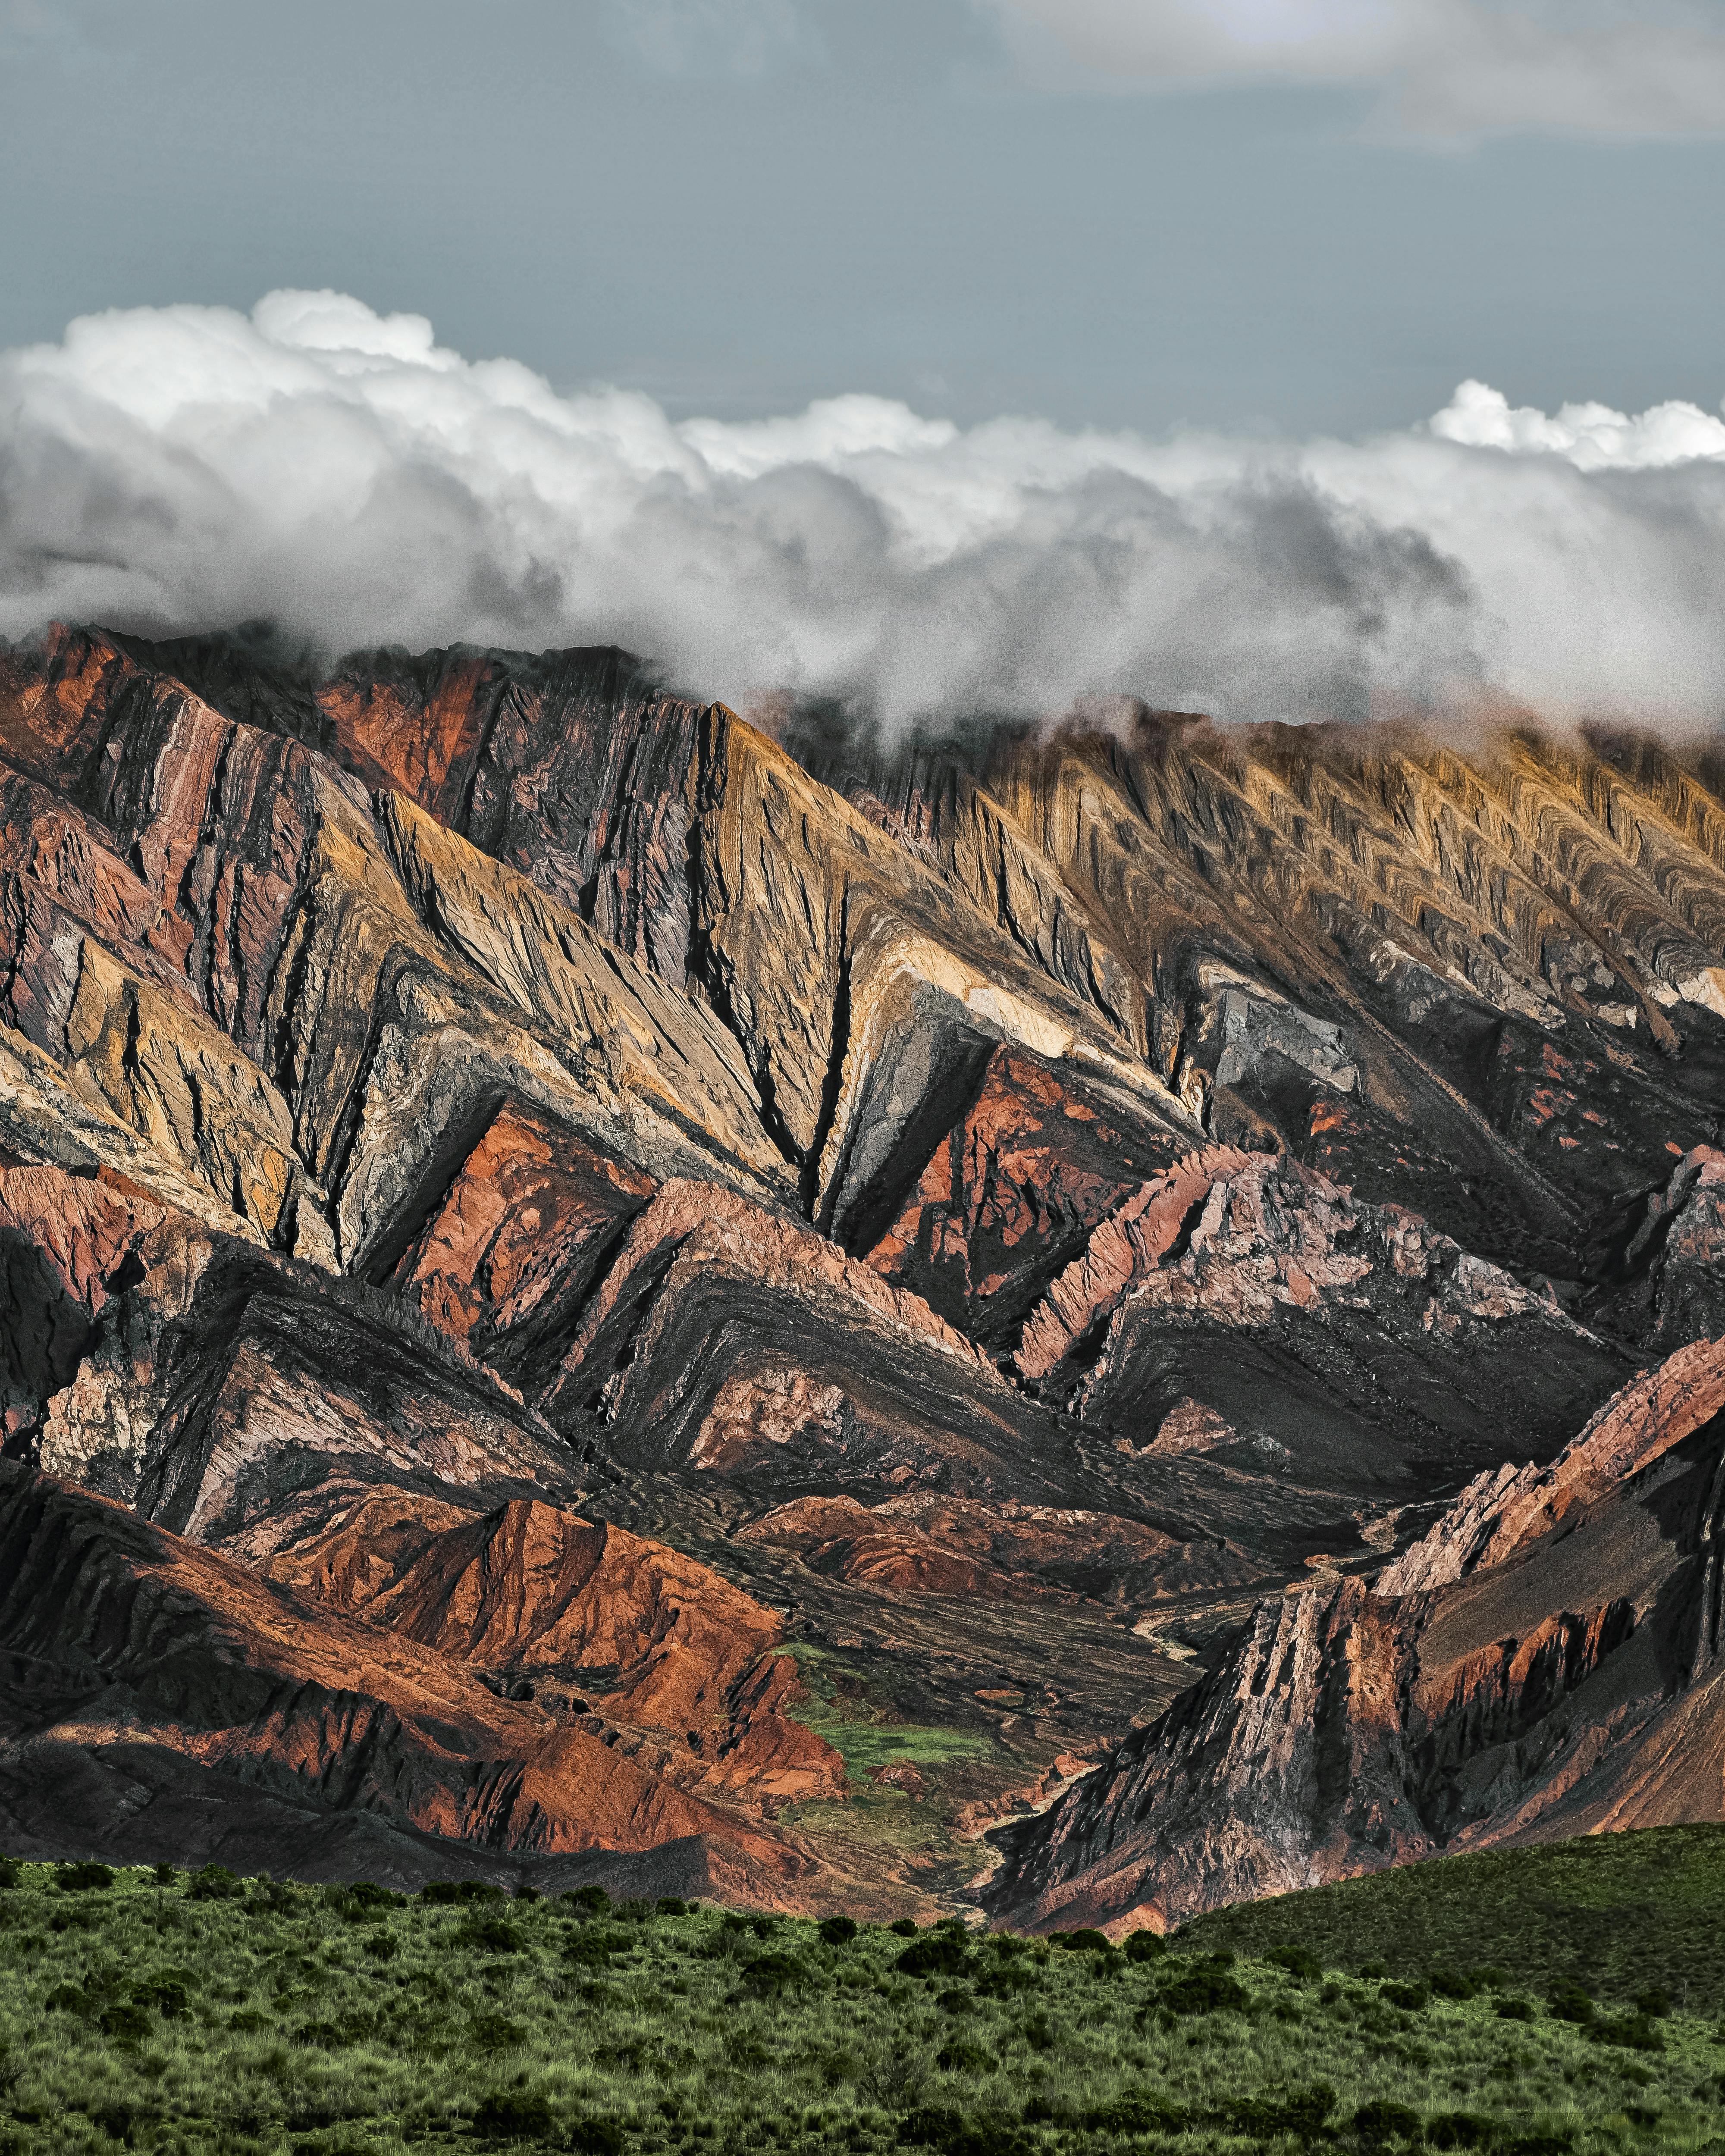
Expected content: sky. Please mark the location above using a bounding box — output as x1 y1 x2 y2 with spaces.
2 1 1724 733
3 0 1724 436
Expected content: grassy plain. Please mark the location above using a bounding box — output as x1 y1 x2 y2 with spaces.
1 1842 1723 2154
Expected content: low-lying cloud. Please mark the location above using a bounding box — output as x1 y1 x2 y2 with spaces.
979 0 1725 143
3 289 1724 736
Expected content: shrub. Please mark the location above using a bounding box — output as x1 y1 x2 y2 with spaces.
1548 1982 1594 2024
1590 2013 1665 2053
1429 1968 1482 2001
1053 1928 1113 1955
819 1915 859 1947
185 1864 243 1902
565 1924 629 1966
618 1896 656 1923
230 2010 269 2033
459 1914 526 1954
471 2089 557 2141
567 2120 628 2156
1352 2098 1424 2145
55 1861 115 1893
1357 1959 1390 1979
0 1859 18 1891
1380 1981 1429 2011
96 2003 153 2044
1122 1929 1165 1963
899 2105 1028 2156
151 1863 176 1887
133 1979 190 2018
565 1884 611 1916
740 1949 806 1997
935 2036 997 2075
896 1935 970 1980
469 2012 528 2053
890 1918 919 1937
1265 1943 1323 1981
1226 2085 1337 2138
1083 2093 1192 2135
423 1878 505 1906
1157 1962 1249 2016
1426 2114 1494 2150
1633 1984 1673 2019
346 1880 402 1910
657 1896 690 1916
514 1884 540 1904
1496 1996 1537 2021
935 1986 975 2016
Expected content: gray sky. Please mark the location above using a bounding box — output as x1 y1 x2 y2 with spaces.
3 0 1723 436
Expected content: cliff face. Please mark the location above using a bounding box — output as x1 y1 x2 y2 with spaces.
7 622 1725 1905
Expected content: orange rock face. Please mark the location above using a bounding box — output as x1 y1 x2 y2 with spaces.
386 1106 656 1374
862 1047 1184 1347
301 1494 847 1802
0 1463 811 1877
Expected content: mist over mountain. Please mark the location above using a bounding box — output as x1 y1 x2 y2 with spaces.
4 290 1724 736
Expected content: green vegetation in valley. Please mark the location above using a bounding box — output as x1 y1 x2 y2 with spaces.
1181 1827 1725 2015
1 1848 1724 2152
781 1644 1000 1777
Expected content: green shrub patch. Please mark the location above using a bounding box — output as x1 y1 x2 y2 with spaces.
0 1846 1716 2151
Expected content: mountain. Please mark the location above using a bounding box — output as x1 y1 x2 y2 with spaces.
3 620 1725 1910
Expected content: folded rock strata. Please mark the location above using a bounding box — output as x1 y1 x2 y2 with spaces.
9 624 1725 1901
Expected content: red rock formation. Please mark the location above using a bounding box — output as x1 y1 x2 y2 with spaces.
740 1492 1177 1603
861 1046 1184 1347
383 1104 656 1380
0 1463 814 1882
280 1495 845 1801
1379 1332 1725 1592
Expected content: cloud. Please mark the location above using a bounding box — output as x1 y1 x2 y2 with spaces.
2 289 1725 736
975 0 1725 141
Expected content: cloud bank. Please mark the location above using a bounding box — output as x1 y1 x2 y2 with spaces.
3 290 1725 736
978 0 1725 141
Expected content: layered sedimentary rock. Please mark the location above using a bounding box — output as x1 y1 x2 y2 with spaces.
11 621 1725 1903
982 1335 1725 1932
0 1463 826 1898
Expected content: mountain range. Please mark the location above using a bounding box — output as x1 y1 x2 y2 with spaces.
2 620 1724 1921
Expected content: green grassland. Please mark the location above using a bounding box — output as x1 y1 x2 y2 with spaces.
1181 1828 1725 2015
781 1644 1000 1780
4 1846 1725 2155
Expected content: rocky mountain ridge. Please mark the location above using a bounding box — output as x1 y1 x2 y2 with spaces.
3 621 1725 1911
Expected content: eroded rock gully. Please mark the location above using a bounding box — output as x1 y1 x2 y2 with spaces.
5 624 1725 1908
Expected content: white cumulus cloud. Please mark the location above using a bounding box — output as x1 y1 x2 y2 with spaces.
2 289 1725 735
977 0 1725 141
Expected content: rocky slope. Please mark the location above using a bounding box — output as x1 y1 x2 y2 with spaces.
982 1331 1725 1932
6 621 1725 1906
